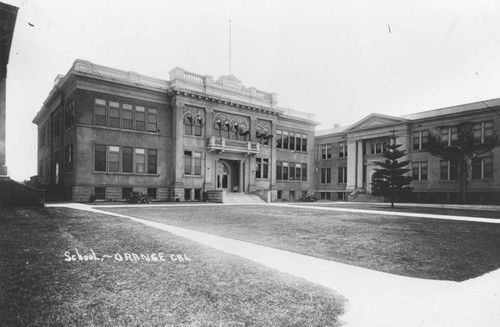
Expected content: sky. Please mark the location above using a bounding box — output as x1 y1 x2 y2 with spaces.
3 0 500 181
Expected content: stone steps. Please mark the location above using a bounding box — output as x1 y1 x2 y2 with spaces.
224 192 266 204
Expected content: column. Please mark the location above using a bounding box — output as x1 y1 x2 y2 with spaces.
239 160 244 192
356 140 364 190
346 140 357 190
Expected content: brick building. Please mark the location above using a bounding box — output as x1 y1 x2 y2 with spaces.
32 60 317 202
315 100 500 204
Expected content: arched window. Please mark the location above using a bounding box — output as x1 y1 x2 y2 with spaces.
214 119 222 137
184 114 193 135
185 114 203 136
194 116 202 136
256 128 272 145
223 121 231 139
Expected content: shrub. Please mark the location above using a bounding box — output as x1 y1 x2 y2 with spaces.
125 191 151 204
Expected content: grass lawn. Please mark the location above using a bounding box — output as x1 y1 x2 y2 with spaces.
104 205 500 282
293 202 500 219
0 207 346 327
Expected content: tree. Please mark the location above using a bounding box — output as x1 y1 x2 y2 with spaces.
371 140 413 208
427 121 500 204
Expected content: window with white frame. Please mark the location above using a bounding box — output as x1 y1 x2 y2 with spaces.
412 161 428 181
412 130 429 151
321 144 332 159
338 142 347 157
472 157 493 179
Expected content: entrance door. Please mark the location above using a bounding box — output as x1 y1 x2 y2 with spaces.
216 161 231 192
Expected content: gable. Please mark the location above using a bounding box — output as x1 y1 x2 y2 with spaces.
346 113 408 131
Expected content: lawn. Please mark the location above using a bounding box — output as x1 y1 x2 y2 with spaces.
104 204 500 282
0 207 346 327
293 202 500 219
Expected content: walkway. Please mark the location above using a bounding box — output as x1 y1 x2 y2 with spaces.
48 203 500 327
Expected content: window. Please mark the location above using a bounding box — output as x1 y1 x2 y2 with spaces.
282 162 289 180
276 130 282 148
147 108 157 132
53 110 61 137
302 163 307 181
135 148 146 173
194 117 202 136
184 151 202 175
473 121 494 143
320 192 331 200
184 151 192 175
412 162 428 181
147 188 157 199
440 160 458 180
338 167 347 183
185 116 193 135
289 132 295 150
95 99 106 126
295 163 301 181
65 145 73 172
148 149 157 174
276 161 282 180
194 152 202 175
108 146 120 172
184 188 191 201
108 101 120 128
288 162 294 180
412 130 429 151
135 106 145 131
321 144 332 159
122 147 133 173
95 144 106 171
94 187 106 200
296 135 302 151
441 126 458 146
194 189 201 201
277 190 282 199
65 100 75 129
283 131 289 150
338 142 347 158
122 187 133 199
256 158 269 179
450 126 458 146
122 104 133 129
472 157 494 179
371 141 386 154
185 115 203 136
321 168 332 184
277 130 307 152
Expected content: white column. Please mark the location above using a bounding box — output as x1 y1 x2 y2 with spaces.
239 160 244 192
356 140 364 190
346 140 357 190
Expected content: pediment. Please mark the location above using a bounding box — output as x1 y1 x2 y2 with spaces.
346 113 408 131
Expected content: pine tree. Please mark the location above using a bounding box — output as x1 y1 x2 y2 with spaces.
371 140 413 208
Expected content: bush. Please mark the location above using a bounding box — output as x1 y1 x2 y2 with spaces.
125 191 151 204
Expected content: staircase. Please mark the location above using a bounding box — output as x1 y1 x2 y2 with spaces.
348 189 384 203
224 192 266 204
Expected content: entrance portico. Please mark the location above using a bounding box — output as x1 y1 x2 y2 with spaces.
215 159 245 193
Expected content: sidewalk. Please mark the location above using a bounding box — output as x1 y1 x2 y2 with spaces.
49 203 500 326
